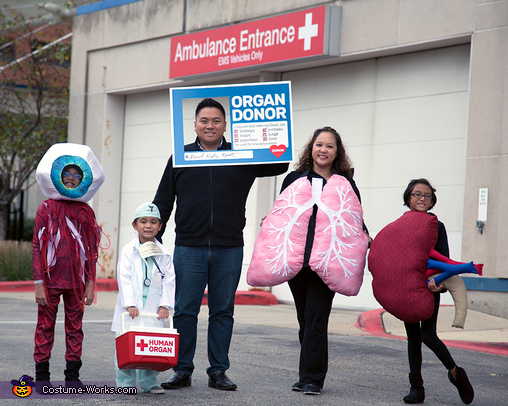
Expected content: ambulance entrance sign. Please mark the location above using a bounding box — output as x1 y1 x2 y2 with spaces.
169 5 341 79
171 81 293 168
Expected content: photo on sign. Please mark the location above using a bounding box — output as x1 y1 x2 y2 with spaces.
170 81 294 168
182 97 230 147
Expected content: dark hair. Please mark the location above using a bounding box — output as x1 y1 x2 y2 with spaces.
195 98 226 120
61 164 83 181
294 126 352 176
403 178 437 209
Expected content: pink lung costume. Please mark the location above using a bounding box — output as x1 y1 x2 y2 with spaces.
33 143 105 365
247 174 368 296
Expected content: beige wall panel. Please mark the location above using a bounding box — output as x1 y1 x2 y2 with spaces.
70 12 106 94
229 0 324 22
359 141 464 219
86 39 172 92
372 94 468 145
292 103 376 153
463 155 508 278
83 93 107 149
186 0 233 31
90 94 126 277
467 28 508 156
68 94 86 144
462 156 499 272
369 140 465 188
289 61 378 108
101 0 184 47
120 91 175 257
495 157 508 277
399 0 474 44
339 0 400 53
374 46 470 99
123 122 172 162
475 0 508 31
124 90 170 126
85 51 107 94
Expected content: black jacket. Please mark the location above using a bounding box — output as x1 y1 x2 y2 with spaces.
153 138 288 247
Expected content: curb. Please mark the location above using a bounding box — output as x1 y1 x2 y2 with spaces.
0 280 279 306
203 290 279 306
0 279 118 292
355 308 508 357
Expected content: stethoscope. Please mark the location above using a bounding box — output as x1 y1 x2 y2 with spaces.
143 257 162 287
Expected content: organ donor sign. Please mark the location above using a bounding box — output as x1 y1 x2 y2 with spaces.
171 81 294 167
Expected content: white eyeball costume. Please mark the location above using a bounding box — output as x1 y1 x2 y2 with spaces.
33 143 105 312
36 143 105 202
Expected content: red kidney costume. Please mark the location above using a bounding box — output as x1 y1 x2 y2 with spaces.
368 211 482 324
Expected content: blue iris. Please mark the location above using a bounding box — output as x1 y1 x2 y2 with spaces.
51 155 93 199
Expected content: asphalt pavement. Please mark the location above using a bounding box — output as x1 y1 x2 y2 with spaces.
1 290 507 405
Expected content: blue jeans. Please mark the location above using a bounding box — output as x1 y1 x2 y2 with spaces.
172 245 243 376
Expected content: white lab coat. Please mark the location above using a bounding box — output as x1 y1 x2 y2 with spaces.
111 238 175 332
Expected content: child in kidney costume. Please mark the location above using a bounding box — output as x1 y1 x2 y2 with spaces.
368 178 480 405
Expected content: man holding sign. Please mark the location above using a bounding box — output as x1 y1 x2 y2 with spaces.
154 98 288 391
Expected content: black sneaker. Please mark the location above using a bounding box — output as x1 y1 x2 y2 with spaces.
302 383 321 395
292 381 304 392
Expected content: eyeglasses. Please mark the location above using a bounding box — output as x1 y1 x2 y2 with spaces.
63 172 83 180
411 192 432 200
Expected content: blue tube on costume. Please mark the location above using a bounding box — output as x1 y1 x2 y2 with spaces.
427 258 479 285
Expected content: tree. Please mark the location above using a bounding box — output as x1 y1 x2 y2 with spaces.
0 6 71 240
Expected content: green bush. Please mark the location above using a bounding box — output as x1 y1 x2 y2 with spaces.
7 218 35 242
0 241 32 281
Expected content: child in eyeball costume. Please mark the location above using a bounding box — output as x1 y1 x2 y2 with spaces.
32 143 105 392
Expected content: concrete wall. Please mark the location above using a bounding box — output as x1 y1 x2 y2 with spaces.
69 0 508 316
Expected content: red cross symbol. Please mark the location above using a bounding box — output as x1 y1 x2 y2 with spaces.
298 13 318 51
137 339 148 351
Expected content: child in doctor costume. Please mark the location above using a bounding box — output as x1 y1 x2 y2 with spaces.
111 202 176 394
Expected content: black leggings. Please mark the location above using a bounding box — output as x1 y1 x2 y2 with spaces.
404 293 456 374
288 266 335 388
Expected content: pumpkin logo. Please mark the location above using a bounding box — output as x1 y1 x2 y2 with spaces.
11 375 35 397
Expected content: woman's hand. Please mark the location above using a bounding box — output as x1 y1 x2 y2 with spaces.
427 278 444 292
364 231 373 248
260 216 267 227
